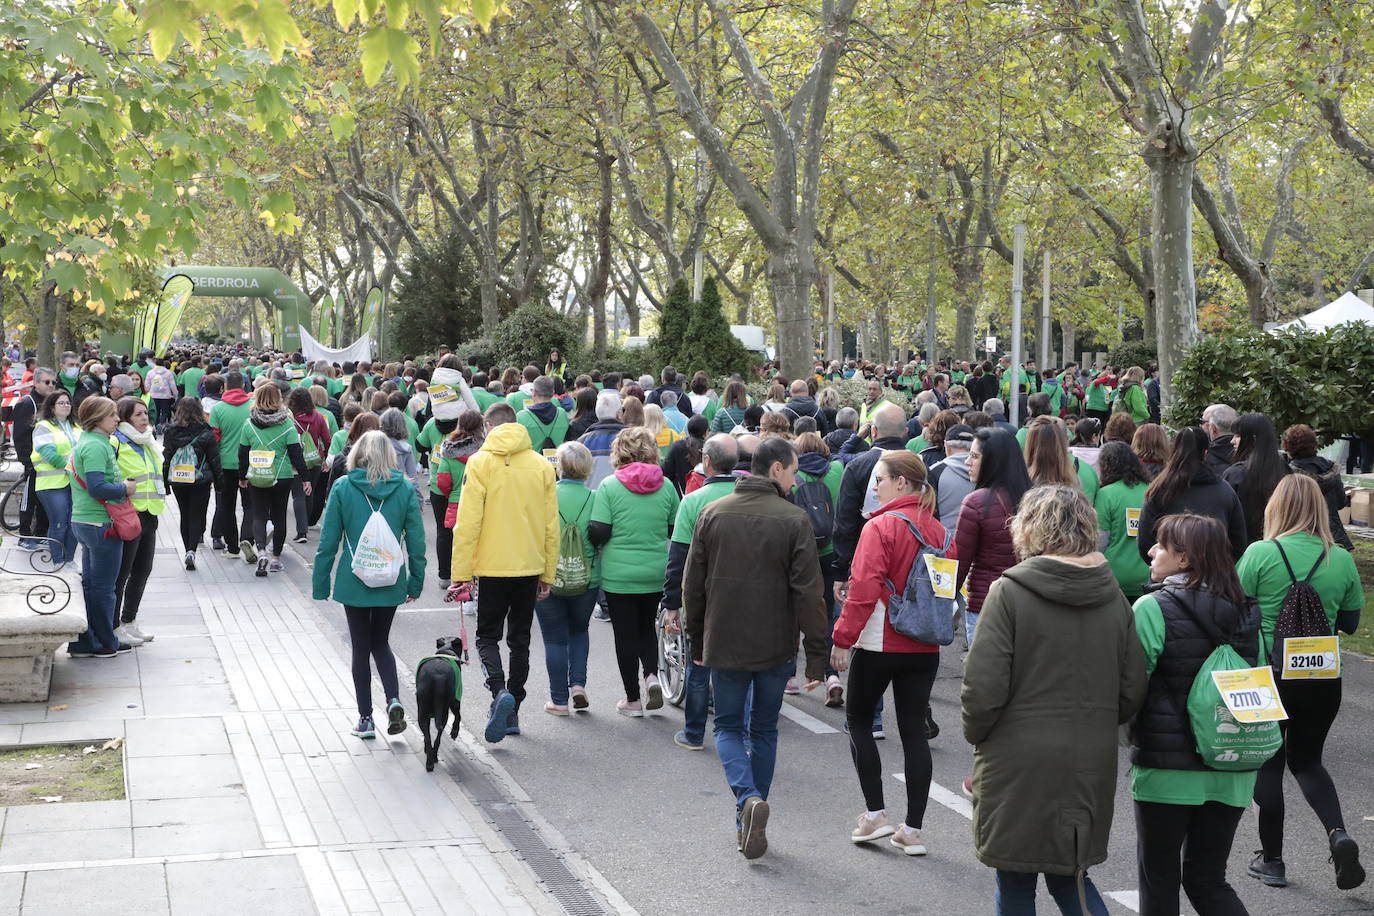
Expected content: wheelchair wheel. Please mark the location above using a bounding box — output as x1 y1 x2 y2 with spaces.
656 607 689 708
0 475 23 534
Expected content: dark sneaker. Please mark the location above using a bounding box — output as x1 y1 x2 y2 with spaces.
925 707 940 740
739 796 769 860
350 716 376 739
386 700 407 736
1331 829 1366 890
184 550 196 571
505 709 520 736
593 606 610 622
212 537 225 551
68 646 99 658
674 730 704 751
292 534 308 544
256 557 269 577
1249 852 1287 887
485 690 515 743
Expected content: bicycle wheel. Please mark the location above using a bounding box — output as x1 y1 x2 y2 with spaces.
0 475 23 534
656 607 689 708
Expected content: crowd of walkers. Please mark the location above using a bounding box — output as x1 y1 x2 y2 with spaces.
8 341 1367 914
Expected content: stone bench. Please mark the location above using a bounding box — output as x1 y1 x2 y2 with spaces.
0 544 85 702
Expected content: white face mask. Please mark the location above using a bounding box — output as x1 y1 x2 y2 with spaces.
63 366 78 378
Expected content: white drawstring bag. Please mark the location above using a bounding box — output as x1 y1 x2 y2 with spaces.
344 492 404 588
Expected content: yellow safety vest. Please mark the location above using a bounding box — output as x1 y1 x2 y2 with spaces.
30 419 76 491
112 432 166 515
858 400 882 426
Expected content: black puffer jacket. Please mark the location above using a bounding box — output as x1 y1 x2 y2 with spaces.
1131 584 1261 770
1137 470 1247 562
1290 454 1353 550
160 421 223 488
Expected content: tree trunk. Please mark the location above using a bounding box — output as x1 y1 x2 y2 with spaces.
588 142 614 360
36 283 56 369
1147 149 1198 409
1061 319 1077 369
52 292 71 357
768 248 812 377
479 256 500 336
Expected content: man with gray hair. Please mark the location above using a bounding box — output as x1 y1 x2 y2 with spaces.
982 397 1017 436
659 389 688 433
929 424 976 535
107 371 136 400
578 389 626 488
1202 403 1238 474
662 433 739 751
824 406 858 455
515 376 568 454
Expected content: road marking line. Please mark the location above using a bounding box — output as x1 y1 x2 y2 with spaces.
1104 890 1140 912
779 702 838 734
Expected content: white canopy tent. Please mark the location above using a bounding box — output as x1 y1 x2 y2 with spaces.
1271 291 1374 332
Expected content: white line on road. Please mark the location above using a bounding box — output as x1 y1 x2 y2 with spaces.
892 775 1141 913
779 702 839 734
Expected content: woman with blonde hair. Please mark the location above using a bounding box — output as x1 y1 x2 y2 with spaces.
963 484 1146 910
588 427 680 716
833 451 951 854
312 429 425 740
1114 366 1150 423
1132 423 1170 480
1239 474 1366 890
762 382 788 413
644 403 682 457
758 411 792 440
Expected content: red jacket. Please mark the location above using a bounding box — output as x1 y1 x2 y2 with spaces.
832 494 954 654
293 409 331 456
953 487 1018 615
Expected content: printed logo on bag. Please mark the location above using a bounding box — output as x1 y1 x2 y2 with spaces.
1210 668 1288 723
1125 507 1141 538
1281 635 1340 680
924 555 958 599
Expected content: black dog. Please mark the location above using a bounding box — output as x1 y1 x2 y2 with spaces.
416 637 463 772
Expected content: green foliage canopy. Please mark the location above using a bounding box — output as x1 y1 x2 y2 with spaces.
391 232 483 356
488 301 584 373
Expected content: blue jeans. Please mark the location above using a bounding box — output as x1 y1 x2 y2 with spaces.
683 649 753 747
534 589 597 705
69 522 124 653
35 487 76 565
994 870 1109 915
712 661 791 817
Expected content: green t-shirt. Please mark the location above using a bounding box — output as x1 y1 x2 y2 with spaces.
417 419 446 495
516 406 569 454
1130 593 1259 807
130 362 152 378
438 453 469 506
208 398 252 470
906 435 930 457
671 478 737 546
1074 457 1099 503
506 390 531 412
326 376 345 398
70 431 122 524
472 388 499 412
242 420 300 481
321 408 339 437
404 411 420 447
1085 379 1112 411
1095 480 1149 599
328 427 348 457
179 367 205 399
591 474 679 593
794 461 843 557
1237 533 1364 660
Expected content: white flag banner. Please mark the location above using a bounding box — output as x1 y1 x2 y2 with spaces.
300 325 373 365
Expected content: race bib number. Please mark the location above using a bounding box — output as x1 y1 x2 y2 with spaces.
542 448 559 465
1211 667 1288 723
169 464 196 484
290 368 305 381
924 555 958 599
249 450 274 470
1281 636 1340 680
1125 507 1141 538
430 384 458 405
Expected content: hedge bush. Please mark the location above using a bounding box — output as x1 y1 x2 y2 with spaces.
1106 339 1157 372
488 302 585 371
1168 324 1374 441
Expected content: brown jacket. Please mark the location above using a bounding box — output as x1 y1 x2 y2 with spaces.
683 475 829 680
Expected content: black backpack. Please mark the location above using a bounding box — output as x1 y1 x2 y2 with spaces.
793 473 835 548
1269 541 1331 677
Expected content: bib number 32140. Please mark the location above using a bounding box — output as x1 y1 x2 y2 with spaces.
1282 636 1340 680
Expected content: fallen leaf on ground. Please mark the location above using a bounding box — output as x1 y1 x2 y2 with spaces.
101 737 123 751
49 705 67 711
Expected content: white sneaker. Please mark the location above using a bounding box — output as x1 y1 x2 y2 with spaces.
114 625 144 647
124 622 153 643
890 825 927 856
852 811 895 844
784 677 800 696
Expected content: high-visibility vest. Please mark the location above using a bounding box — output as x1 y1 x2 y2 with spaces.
112 431 165 515
858 399 883 426
30 419 77 491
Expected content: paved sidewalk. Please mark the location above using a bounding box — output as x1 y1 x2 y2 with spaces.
0 505 562 916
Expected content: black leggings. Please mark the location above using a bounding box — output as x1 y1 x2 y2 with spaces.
344 605 399 718
215 468 252 549
605 591 661 701
1254 678 1346 859
844 648 939 828
1135 800 1247 916
248 479 291 556
290 468 319 538
429 491 452 581
171 480 213 551
115 511 159 624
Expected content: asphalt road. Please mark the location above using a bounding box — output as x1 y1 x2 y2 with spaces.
294 491 1374 916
